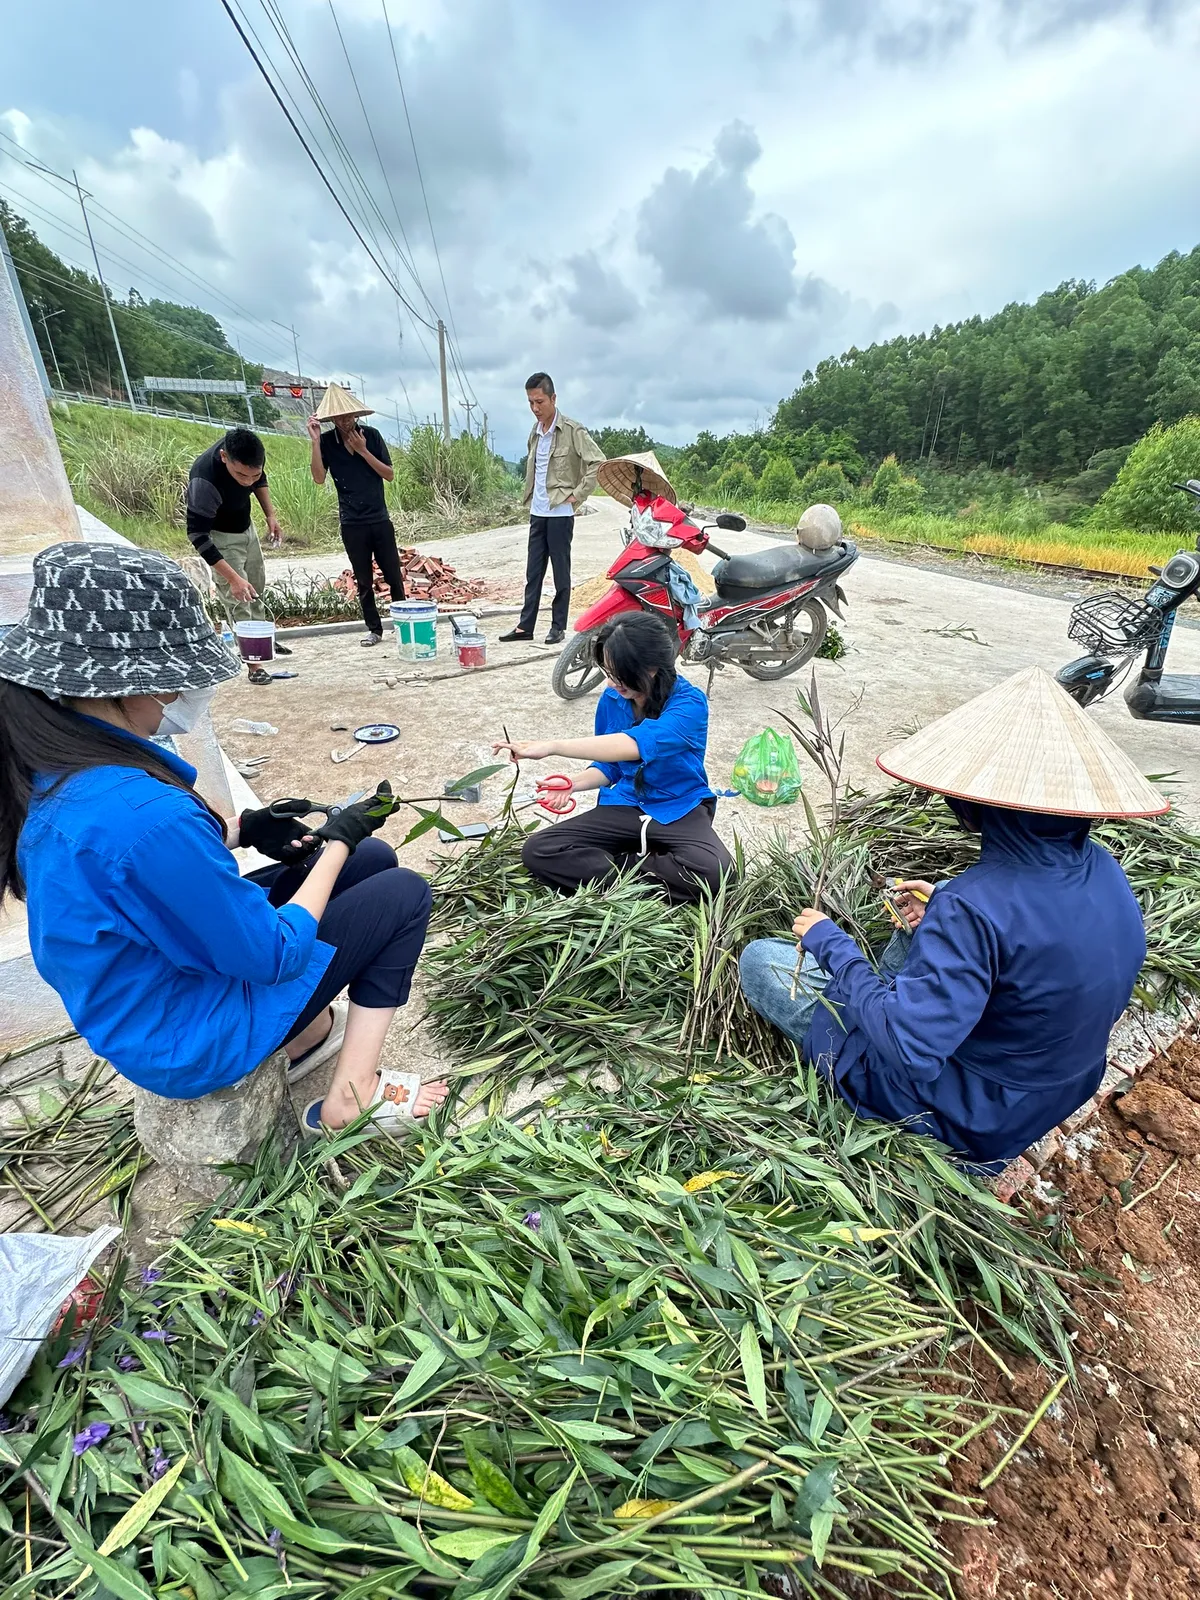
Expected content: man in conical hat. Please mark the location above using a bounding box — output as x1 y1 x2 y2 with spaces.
308 385 405 647
739 667 1159 1168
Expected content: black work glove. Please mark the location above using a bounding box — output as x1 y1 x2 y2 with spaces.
237 807 320 865
312 781 396 853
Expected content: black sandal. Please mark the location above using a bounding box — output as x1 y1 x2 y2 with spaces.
248 666 271 685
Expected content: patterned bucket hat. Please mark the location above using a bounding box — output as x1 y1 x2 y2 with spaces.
0 542 242 699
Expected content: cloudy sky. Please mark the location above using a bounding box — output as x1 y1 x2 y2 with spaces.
2 0 1198 455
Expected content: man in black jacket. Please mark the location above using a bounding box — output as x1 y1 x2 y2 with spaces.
308 384 405 647
186 427 289 685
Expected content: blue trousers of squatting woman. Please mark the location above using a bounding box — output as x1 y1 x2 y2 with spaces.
738 929 911 1045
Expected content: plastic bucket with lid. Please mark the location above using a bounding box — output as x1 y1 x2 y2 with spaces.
391 600 438 661
455 631 487 670
234 620 275 662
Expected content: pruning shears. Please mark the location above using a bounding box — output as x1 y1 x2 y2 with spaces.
874 874 929 929
535 775 576 815
267 789 372 822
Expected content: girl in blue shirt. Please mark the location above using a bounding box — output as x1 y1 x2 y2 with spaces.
497 613 732 904
0 541 446 1134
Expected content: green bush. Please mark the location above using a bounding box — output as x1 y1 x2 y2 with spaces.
885 476 924 513
715 461 755 500
870 454 904 505
1091 417 1200 532
798 460 851 502
757 454 798 501
396 425 516 514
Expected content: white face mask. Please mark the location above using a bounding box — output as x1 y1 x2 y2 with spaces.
154 686 216 737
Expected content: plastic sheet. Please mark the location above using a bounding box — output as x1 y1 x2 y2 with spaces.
0 1225 120 1407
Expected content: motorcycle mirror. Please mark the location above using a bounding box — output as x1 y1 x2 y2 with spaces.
715 513 747 531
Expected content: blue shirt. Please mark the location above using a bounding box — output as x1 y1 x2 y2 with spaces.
802 804 1146 1165
591 677 715 823
18 730 333 1099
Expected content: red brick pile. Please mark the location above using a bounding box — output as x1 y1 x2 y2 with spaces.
333 548 488 606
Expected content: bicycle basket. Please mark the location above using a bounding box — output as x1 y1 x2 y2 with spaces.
1066 592 1163 655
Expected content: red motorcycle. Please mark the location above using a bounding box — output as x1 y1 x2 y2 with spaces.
552 477 857 700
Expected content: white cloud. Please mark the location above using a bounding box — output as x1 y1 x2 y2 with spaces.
0 0 1197 455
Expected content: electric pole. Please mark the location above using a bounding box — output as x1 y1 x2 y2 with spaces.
73 169 136 411
437 319 450 443
40 309 66 389
482 412 488 453
232 337 257 431
291 325 302 388
460 398 476 434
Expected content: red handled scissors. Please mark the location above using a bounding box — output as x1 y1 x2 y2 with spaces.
536 775 576 815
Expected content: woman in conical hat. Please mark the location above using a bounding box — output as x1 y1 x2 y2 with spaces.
739 667 1157 1168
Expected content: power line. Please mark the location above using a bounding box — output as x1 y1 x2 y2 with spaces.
250 0 442 378
325 0 432 316
380 0 461 352
0 151 315 375
218 0 438 333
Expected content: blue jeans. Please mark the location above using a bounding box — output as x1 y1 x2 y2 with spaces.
738 930 911 1047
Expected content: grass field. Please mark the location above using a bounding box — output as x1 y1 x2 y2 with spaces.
52 402 1192 580
52 402 520 558
708 492 1186 580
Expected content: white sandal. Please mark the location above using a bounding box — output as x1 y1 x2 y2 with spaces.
287 996 348 1085
301 1067 424 1139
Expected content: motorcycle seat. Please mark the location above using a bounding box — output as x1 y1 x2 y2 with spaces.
711 542 844 595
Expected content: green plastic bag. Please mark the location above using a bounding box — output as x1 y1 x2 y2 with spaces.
730 729 804 807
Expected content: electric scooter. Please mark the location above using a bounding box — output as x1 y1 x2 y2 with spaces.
1056 480 1200 722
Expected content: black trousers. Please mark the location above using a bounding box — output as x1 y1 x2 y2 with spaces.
518 513 574 634
521 801 734 906
341 516 406 635
249 839 432 1044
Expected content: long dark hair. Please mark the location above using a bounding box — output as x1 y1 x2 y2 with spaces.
0 680 221 903
592 613 677 722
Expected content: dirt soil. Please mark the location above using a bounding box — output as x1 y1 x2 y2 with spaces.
947 1031 1200 1598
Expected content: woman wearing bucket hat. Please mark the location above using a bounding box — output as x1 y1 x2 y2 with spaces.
739 666 1158 1168
0 542 447 1134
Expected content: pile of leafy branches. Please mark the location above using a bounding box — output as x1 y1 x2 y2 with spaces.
2 1095 1035 1600
8 781 1194 1597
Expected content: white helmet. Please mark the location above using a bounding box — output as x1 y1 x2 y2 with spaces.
796 503 842 552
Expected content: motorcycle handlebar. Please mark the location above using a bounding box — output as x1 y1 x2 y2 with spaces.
705 541 731 560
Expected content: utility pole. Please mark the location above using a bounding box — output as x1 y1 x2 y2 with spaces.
459 398 476 434
482 412 488 453
73 169 136 411
39 308 66 390
437 318 450 443
232 337 257 431
290 325 302 388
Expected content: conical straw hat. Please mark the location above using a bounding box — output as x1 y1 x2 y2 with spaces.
876 665 1169 818
315 382 373 421
596 451 676 507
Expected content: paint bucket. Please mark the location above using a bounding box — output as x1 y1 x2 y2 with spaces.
391 600 438 661
455 631 487 670
234 619 275 663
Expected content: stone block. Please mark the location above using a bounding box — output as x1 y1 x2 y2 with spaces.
1025 1129 1062 1170
133 1050 295 1202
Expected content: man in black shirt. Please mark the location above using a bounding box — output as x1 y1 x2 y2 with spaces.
308 384 405 647
186 428 289 685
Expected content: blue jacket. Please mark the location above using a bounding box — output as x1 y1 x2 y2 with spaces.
802 804 1146 1164
19 730 332 1099
591 677 715 823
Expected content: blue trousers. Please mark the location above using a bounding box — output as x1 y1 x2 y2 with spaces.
248 839 432 1043
738 929 910 1048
